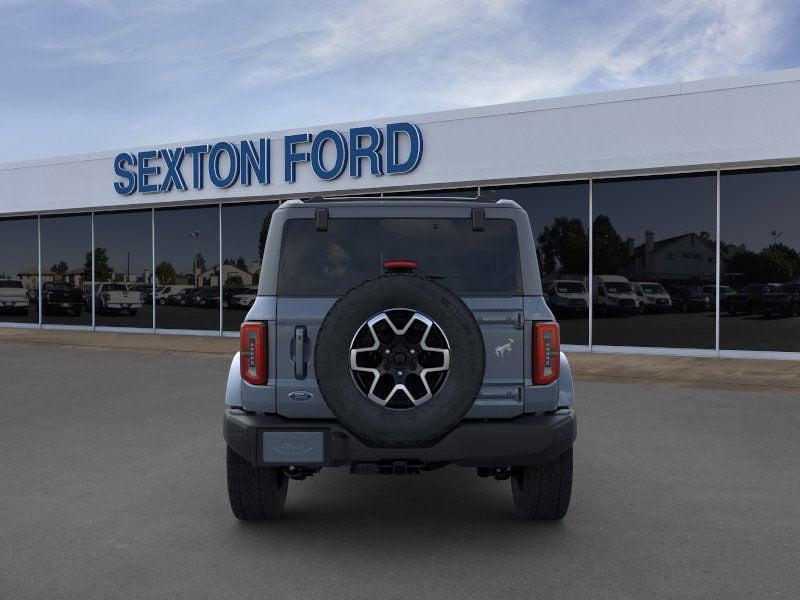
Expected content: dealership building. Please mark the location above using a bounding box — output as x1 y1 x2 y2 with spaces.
1 68 800 359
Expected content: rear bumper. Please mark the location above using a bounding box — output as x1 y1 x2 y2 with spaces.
223 409 576 468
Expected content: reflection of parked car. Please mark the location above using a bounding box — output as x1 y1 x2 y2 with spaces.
191 287 220 308
759 283 800 318
157 285 194 305
222 286 253 308
632 282 671 313
667 286 710 313
725 283 780 316
90 283 142 315
591 275 638 316
230 287 258 309
0 279 30 315
40 282 84 315
127 284 159 305
169 287 198 306
545 280 588 316
702 285 735 305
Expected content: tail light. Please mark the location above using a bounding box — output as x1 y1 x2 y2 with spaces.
240 322 267 385
533 322 560 385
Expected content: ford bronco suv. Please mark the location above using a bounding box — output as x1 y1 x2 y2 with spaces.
223 196 576 521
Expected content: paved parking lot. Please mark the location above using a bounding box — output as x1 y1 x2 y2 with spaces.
0 341 798 599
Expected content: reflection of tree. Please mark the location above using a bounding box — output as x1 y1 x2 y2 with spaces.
223 256 250 273
194 253 207 273
592 215 628 274
51 261 68 275
536 217 588 275
84 247 113 282
156 261 177 284
258 213 273 262
727 243 800 284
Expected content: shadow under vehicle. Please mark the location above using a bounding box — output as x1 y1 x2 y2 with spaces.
758 283 800 318
631 281 672 313
0 279 30 315
38 282 85 316
725 283 781 316
666 286 711 313
544 279 588 317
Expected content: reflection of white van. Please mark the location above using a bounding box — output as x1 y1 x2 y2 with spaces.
631 282 672 313
545 280 588 316
590 275 638 316
155 285 194 305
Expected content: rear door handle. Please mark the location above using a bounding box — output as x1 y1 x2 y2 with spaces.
294 326 307 379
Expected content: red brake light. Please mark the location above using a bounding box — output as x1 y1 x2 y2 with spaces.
533 322 560 385
240 322 267 385
383 259 417 271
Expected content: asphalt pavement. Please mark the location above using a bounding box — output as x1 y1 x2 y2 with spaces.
0 341 798 599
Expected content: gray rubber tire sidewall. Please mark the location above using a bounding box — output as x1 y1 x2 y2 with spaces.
315 274 485 446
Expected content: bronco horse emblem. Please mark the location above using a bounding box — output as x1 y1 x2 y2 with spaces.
494 338 514 364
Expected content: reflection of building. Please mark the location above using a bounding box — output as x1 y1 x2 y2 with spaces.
195 264 253 287
626 232 723 284
3 69 800 356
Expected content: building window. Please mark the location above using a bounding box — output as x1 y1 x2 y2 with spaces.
221 202 278 331
93 210 153 329
0 217 39 324
484 181 590 346
721 167 800 352
40 214 92 326
155 205 220 331
592 173 716 349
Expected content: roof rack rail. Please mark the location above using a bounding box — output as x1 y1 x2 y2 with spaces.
300 193 500 204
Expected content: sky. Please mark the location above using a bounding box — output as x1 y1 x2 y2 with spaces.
0 0 799 163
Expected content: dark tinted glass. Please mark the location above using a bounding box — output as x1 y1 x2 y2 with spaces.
721 168 800 352
155 206 219 331
40 214 92 325
93 210 152 329
278 218 521 296
221 202 277 331
382 188 478 198
0 217 38 323
592 174 716 348
485 182 589 345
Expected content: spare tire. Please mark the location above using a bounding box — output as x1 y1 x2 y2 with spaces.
315 274 485 446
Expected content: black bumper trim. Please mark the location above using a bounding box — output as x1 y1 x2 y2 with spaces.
223 409 576 468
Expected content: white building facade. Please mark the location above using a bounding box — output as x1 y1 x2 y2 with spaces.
2 69 800 358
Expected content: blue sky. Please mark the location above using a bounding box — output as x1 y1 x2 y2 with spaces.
1 0 799 162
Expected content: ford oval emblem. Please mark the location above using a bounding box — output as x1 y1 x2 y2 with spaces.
275 441 315 455
288 390 313 402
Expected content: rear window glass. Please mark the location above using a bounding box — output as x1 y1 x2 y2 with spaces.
278 218 522 296
0 280 23 288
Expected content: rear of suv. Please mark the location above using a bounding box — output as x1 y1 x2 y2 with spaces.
223 197 576 520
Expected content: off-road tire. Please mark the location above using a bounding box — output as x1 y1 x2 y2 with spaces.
315 274 485 447
226 446 288 521
511 446 573 520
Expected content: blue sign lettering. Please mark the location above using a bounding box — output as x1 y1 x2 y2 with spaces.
113 122 422 194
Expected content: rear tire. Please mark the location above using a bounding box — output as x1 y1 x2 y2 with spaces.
511 446 573 520
226 446 289 521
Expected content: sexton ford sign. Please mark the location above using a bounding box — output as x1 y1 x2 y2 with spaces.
112 122 423 195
